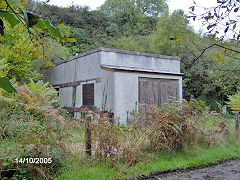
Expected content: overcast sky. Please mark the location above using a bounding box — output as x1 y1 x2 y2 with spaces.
48 0 218 31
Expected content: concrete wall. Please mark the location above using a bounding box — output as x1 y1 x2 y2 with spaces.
113 71 182 124
100 51 180 74
46 52 103 110
60 87 72 107
100 69 114 112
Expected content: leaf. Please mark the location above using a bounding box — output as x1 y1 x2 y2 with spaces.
207 23 216 30
65 27 70 38
0 0 6 8
233 23 236 30
66 37 76 42
35 19 45 30
0 77 16 93
0 11 20 27
20 0 27 6
57 23 64 28
2 161 10 166
175 36 183 41
170 36 183 41
237 34 240 40
45 20 63 40
224 26 229 33
190 6 195 12
204 15 214 21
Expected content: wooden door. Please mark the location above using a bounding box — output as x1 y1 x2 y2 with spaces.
138 78 179 112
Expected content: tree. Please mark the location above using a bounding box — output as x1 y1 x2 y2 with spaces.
100 0 168 17
153 9 194 56
0 0 75 92
100 0 167 35
188 0 240 40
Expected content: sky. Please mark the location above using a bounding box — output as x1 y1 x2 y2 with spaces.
48 0 218 32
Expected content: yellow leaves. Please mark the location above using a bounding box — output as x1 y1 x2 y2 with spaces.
224 42 231 46
43 53 47 59
65 28 70 38
21 91 32 101
0 36 5 43
214 76 226 81
61 39 65 44
43 60 53 67
33 26 45 33
170 36 183 41
223 48 233 56
57 23 64 28
212 52 226 64
66 38 76 43
0 0 6 8
19 102 25 106
26 104 39 111
14 53 23 62
20 0 27 6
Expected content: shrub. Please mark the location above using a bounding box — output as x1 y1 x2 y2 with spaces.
0 80 71 179
226 90 240 112
82 101 227 167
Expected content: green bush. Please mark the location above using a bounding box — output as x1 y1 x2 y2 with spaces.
226 90 240 112
0 80 71 179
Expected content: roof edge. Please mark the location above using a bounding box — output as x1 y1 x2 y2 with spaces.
101 65 184 76
54 47 181 66
99 47 181 60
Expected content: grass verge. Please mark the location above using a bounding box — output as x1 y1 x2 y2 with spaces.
57 136 240 180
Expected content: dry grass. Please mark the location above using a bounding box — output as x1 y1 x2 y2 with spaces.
78 102 230 167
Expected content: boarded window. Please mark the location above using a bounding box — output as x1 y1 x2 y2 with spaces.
82 83 94 106
138 78 179 107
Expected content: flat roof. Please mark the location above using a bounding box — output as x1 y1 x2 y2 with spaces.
54 47 181 66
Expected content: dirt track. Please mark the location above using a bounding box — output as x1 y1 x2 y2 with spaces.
156 159 240 180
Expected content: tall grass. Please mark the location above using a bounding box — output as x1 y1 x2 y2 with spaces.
56 101 240 179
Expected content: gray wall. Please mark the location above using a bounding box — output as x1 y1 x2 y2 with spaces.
100 51 180 74
113 71 182 124
101 69 114 112
46 52 103 110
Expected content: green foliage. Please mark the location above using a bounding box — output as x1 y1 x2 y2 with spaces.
153 9 193 56
0 80 70 179
0 77 16 93
100 0 168 18
0 0 75 92
187 99 209 114
226 91 240 112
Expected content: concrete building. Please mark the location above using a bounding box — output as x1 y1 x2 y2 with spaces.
46 47 183 124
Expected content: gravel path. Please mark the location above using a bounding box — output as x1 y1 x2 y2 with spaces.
156 159 240 180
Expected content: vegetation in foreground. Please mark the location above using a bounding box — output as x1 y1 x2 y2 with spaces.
1 84 239 180
57 102 239 180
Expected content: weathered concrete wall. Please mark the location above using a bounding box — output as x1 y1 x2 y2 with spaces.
46 52 103 110
100 69 114 112
60 87 72 107
113 71 182 124
100 50 180 74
